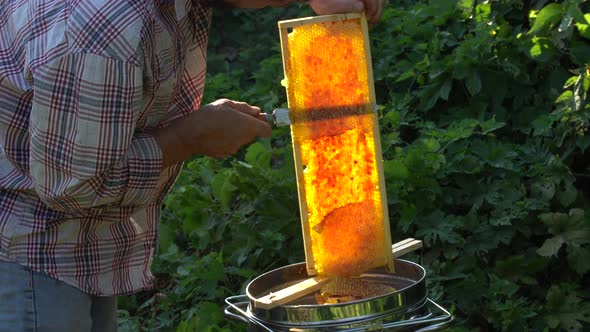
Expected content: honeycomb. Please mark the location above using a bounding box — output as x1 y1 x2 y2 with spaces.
282 17 391 276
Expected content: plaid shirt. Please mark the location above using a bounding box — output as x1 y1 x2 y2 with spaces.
0 0 211 295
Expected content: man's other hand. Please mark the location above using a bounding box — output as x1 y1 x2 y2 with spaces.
153 99 272 167
308 0 385 23
223 0 385 24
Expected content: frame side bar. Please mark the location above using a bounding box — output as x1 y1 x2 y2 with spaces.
277 22 318 276
360 13 395 273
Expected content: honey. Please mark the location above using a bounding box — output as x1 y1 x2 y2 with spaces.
280 15 392 276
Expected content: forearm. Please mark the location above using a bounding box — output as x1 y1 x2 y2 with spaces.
152 124 195 169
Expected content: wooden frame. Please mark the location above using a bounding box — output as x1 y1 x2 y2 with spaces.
278 13 363 30
278 13 394 276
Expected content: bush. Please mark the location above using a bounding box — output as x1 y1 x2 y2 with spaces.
118 1 590 331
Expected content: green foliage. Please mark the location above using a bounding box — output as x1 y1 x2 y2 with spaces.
119 1 590 331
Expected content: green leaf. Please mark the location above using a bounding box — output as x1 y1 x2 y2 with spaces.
545 284 590 331
457 0 474 19
201 254 225 282
384 159 410 179
576 22 590 39
440 119 478 143
567 245 590 274
439 79 452 101
479 117 506 134
158 222 175 252
383 110 401 128
576 135 590 151
395 69 415 83
465 71 481 96
573 74 587 112
529 3 564 35
540 211 573 231
415 211 464 245
531 114 553 136
489 275 519 297
245 141 271 169
474 3 491 22
557 180 578 207
175 302 227 332
537 235 565 257
558 12 573 35
525 37 557 62
531 181 555 201
423 138 441 152
555 90 573 103
571 41 590 65
564 76 578 89
575 14 590 39
212 172 237 208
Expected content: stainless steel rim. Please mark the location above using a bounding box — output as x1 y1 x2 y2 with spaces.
224 295 453 331
245 259 427 325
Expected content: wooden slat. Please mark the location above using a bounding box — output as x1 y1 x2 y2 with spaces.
391 238 416 251
392 239 423 258
253 276 331 309
278 13 362 30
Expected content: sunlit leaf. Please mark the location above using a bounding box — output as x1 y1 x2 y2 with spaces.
575 14 590 39
457 0 474 19
525 37 557 62
555 90 573 103
529 3 564 35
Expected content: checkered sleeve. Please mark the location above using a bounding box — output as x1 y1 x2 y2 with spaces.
29 52 163 212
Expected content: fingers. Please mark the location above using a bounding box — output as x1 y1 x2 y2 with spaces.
308 0 364 15
234 108 272 139
307 0 384 23
255 117 273 138
255 112 269 122
210 98 271 137
363 0 384 23
213 98 261 117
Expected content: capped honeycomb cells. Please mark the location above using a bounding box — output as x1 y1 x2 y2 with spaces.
285 18 390 276
286 19 370 114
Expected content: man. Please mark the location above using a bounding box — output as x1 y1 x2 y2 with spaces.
0 0 384 331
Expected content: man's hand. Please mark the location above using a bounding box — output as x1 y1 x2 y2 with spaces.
153 99 272 168
223 0 385 24
308 0 385 23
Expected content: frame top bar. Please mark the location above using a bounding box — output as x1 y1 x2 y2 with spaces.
278 13 362 29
